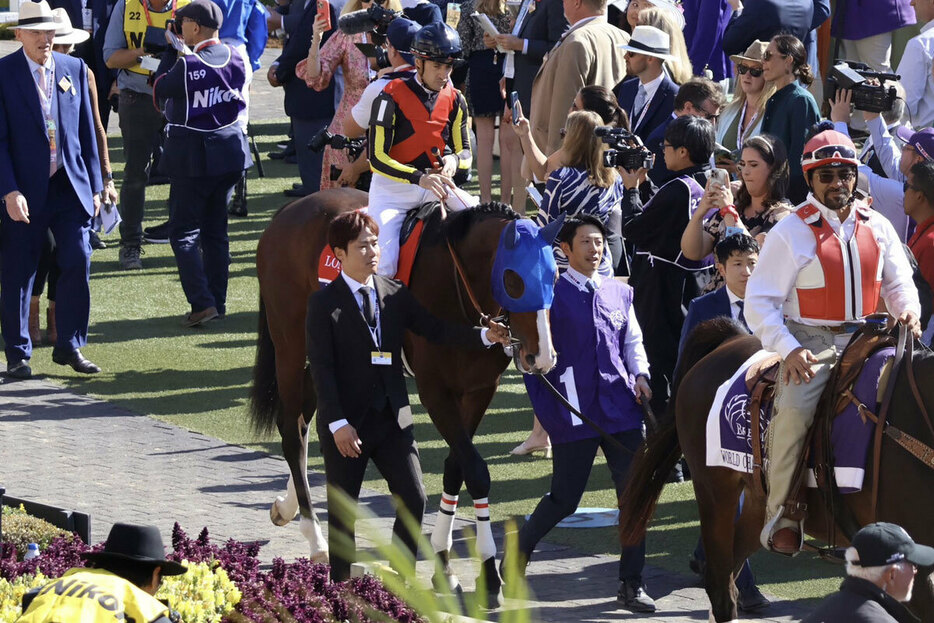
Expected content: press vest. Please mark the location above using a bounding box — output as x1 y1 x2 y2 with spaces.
122 0 189 76
383 78 456 166
793 203 883 322
164 42 246 132
18 568 170 623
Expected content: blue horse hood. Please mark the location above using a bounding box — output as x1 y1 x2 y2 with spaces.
491 218 562 313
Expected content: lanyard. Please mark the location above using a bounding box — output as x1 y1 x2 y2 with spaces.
361 289 381 348
140 0 177 28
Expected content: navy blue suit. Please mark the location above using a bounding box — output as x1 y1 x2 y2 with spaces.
721 0 826 58
678 287 739 355
645 113 674 186
0 50 101 365
510 0 567 111
614 75 678 143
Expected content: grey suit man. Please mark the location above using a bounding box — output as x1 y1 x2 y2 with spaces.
529 0 628 154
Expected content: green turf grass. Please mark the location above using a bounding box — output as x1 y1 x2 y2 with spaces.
31 119 839 604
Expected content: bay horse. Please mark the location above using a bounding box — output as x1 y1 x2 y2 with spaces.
617 318 934 622
249 188 560 606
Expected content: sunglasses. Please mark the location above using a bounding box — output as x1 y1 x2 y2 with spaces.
816 169 856 184
762 50 786 62
737 64 763 77
802 144 859 166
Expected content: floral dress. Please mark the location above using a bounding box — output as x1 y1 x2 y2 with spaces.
299 30 373 189
701 200 792 292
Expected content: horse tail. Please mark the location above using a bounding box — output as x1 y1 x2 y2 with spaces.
618 419 681 546
618 317 746 546
249 294 281 435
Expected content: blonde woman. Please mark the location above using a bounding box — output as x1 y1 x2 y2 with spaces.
457 0 511 202
637 7 692 85
715 40 774 159
298 0 404 189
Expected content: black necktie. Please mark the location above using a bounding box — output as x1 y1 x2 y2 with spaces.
736 300 746 327
359 286 376 328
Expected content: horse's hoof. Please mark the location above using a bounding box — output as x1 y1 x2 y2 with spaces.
270 496 298 526
432 569 462 594
310 550 329 565
476 557 502 610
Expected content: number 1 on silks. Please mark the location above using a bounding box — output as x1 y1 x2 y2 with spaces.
558 367 583 426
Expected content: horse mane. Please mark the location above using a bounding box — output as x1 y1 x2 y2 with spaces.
670 317 748 413
443 202 521 244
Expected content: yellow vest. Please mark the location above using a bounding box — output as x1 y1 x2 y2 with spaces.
122 0 190 76
16 568 170 623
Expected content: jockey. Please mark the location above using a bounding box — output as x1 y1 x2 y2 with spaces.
367 22 472 276
744 124 922 556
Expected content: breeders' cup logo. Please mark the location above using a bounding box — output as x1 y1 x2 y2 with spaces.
609 309 626 331
192 87 243 109
723 394 768 450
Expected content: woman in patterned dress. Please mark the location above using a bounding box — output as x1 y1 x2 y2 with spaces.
299 0 403 190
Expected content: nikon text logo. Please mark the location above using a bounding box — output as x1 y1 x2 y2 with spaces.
192 87 242 109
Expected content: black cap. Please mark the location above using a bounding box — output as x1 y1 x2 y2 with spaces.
82 523 188 576
175 0 223 30
851 522 934 568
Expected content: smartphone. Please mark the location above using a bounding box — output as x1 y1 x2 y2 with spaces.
510 91 520 125
706 167 730 188
316 0 331 30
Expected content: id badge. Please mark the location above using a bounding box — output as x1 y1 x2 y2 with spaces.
371 351 392 366
46 120 57 153
82 7 93 30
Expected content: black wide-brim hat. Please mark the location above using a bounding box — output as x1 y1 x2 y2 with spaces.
82 523 187 576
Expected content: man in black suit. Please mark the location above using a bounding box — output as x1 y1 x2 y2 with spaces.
721 0 829 63
306 210 510 582
615 25 679 143
266 0 336 197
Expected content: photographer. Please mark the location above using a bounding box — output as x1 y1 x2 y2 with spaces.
829 81 908 180
534 111 625 274
152 0 251 327
103 0 190 270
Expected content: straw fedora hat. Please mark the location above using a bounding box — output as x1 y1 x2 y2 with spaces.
12 0 58 30
729 40 768 67
52 8 90 45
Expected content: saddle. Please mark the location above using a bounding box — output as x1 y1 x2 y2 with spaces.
317 202 444 286
744 316 900 525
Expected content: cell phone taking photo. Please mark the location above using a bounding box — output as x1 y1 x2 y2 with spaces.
510 91 520 125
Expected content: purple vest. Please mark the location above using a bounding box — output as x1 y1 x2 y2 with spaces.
677 174 713 270
831 0 915 40
524 274 644 444
166 43 246 132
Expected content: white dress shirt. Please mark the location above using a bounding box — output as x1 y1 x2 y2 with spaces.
744 194 921 359
563 267 651 379
632 71 665 128
24 52 61 173
896 21 934 129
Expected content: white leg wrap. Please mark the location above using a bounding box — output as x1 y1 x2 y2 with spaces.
474 498 496 562
431 493 458 554
300 514 329 563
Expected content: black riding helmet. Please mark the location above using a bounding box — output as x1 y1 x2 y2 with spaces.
411 22 462 64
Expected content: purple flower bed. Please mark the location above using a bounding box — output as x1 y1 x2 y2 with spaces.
2 524 424 623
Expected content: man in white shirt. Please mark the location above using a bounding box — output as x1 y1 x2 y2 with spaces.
745 126 921 556
896 0 934 129
614 25 679 142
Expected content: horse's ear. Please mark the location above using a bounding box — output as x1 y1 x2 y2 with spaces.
503 221 520 250
539 213 566 245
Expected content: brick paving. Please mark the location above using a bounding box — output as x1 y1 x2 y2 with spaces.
0 38 812 622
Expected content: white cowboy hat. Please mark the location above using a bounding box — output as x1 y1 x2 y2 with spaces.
12 0 58 30
52 8 90 45
618 25 674 60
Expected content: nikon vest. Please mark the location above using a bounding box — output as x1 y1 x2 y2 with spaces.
793 203 883 322
164 42 246 132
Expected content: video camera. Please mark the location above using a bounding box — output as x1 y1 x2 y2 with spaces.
308 128 367 160
338 0 400 37
825 60 900 113
595 126 655 171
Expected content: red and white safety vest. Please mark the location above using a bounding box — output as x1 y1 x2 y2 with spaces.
792 203 883 322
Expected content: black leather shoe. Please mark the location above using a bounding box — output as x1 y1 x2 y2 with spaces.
7 360 32 379
617 581 656 613
738 585 770 612
52 349 101 374
284 186 312 198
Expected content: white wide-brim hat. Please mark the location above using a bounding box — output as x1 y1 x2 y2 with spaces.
52 8 90 45
618 25 674 60
13 0 58 30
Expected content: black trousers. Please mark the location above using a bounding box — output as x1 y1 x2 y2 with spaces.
518 428 646 583
318 408 427 582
